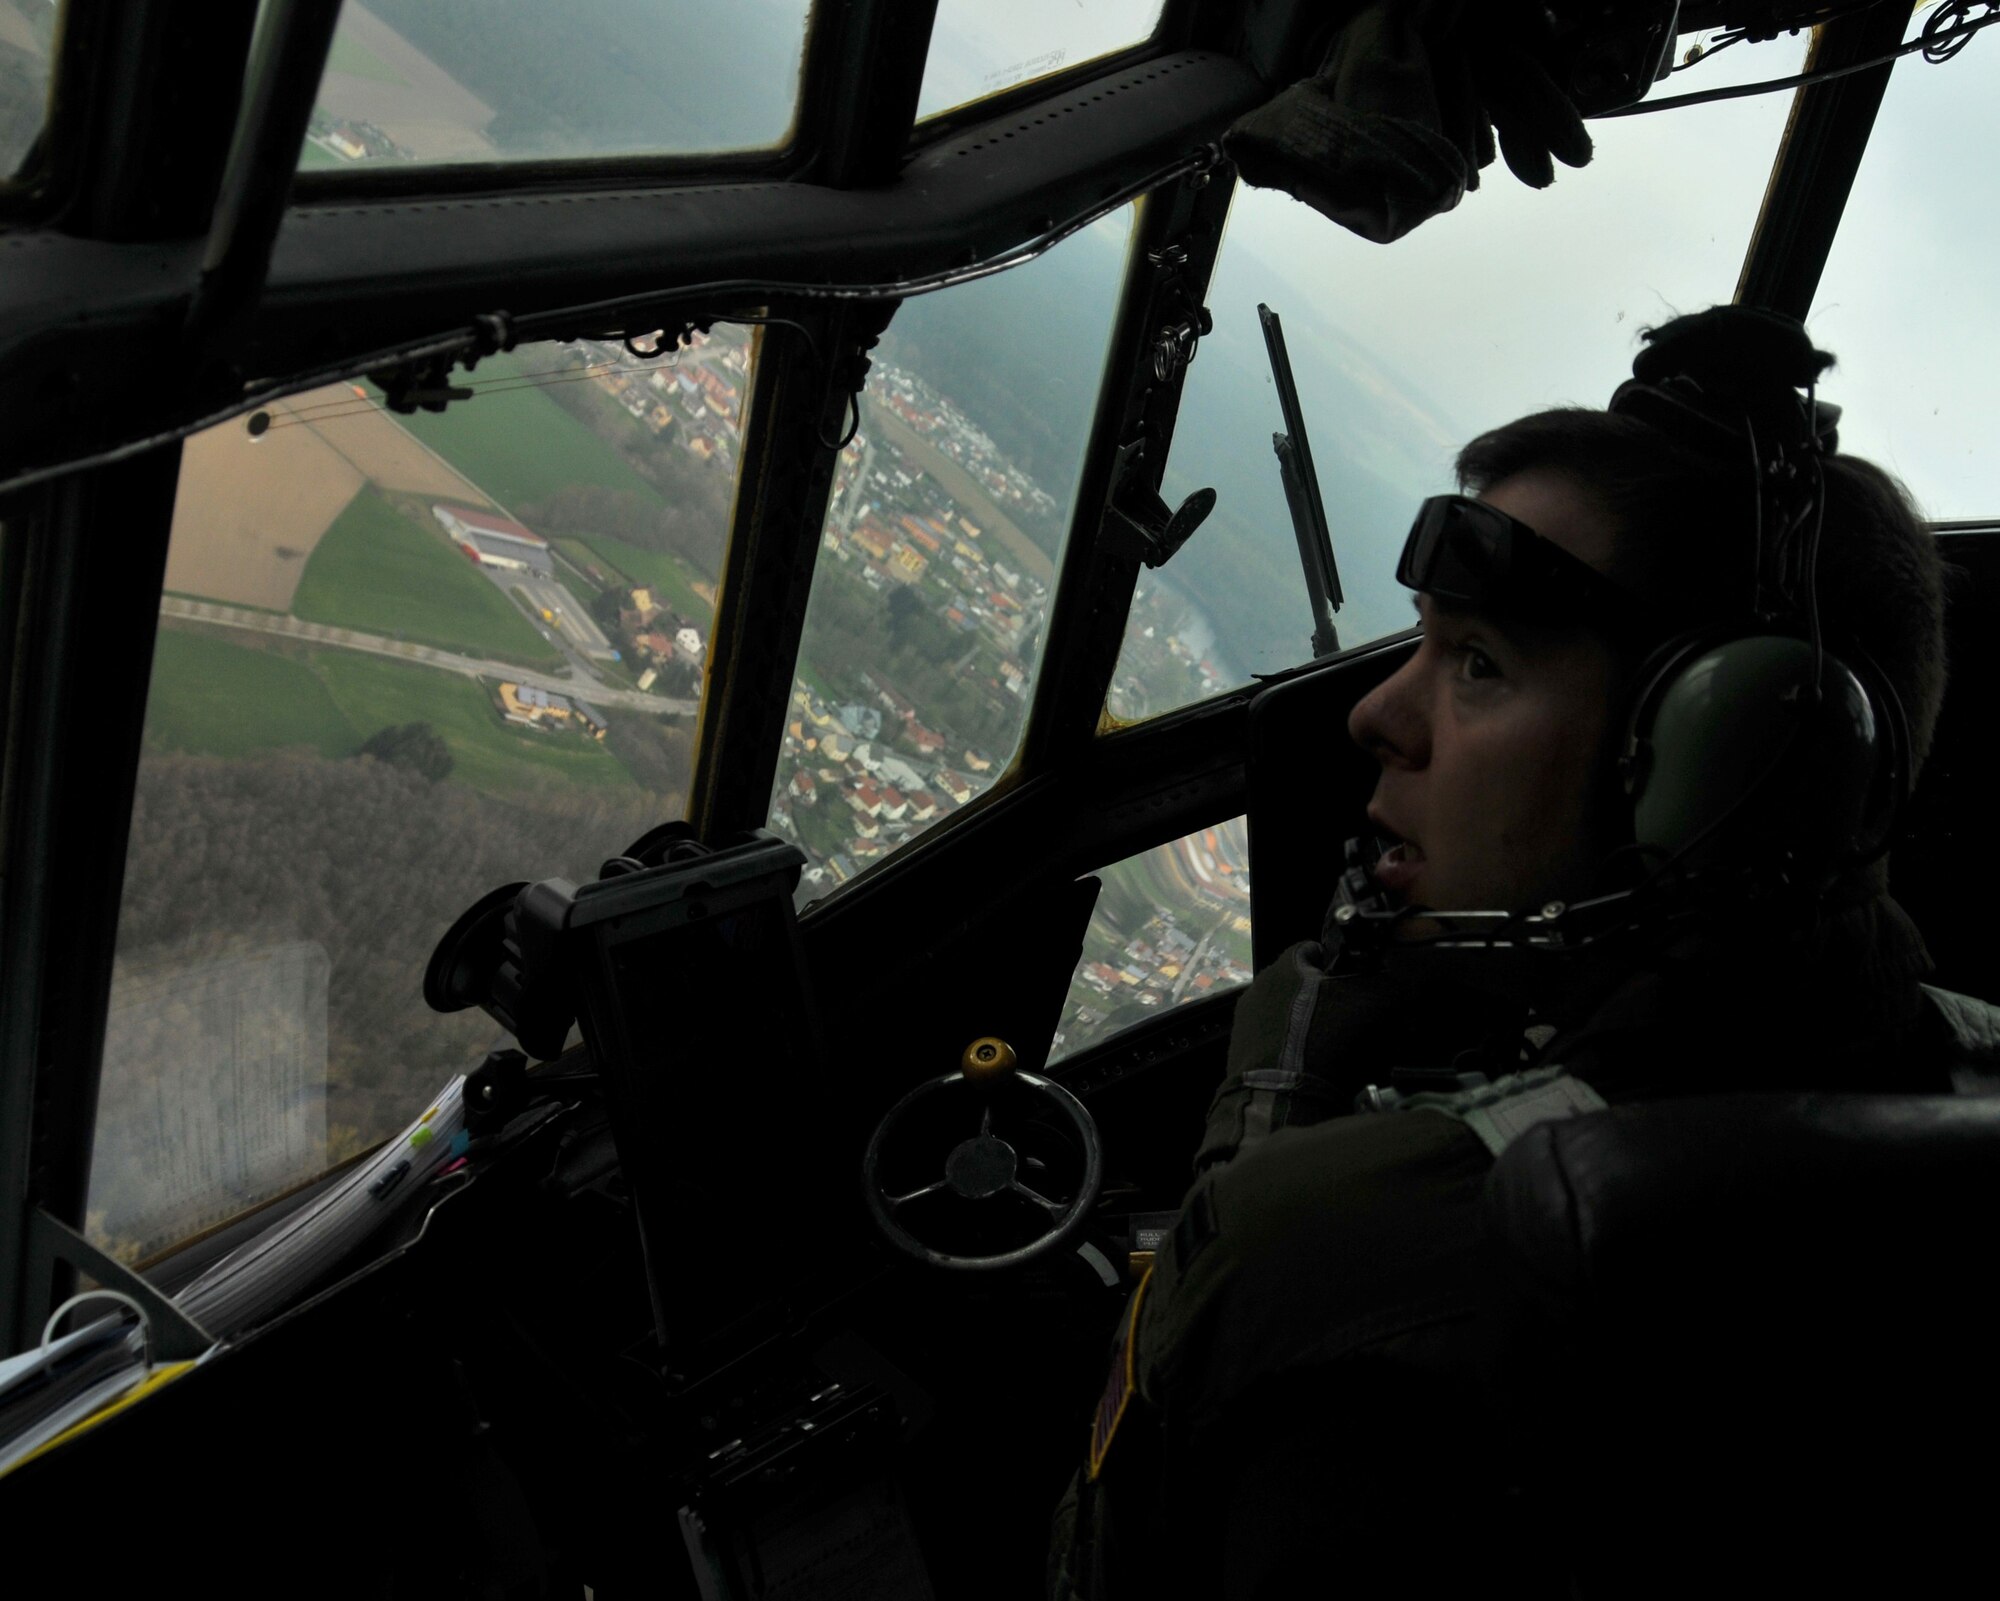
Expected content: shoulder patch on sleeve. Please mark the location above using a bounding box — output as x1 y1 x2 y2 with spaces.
1088 1268 1153 1482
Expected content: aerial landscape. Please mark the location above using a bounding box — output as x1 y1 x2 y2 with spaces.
88 0 1452 1257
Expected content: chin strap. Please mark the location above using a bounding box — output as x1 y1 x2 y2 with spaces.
1327 834 1812 958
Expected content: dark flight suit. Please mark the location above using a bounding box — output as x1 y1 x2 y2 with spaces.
1048 888 1993 1600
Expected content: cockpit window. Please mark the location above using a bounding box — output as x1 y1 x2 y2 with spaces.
916 0 1165 122
1104 32 1812 725
299 0 811 172
0 0 57 183
1807 45 1996 520
89 331 748 1261
1051 818 1253 1063
774 206 1137 907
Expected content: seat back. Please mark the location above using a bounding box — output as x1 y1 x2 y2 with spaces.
1481 1092 2000 1595
1892 527 2000 1001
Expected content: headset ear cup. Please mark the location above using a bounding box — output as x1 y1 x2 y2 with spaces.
1837 641 1913 866
1619 630 1717 854
1621 634 1887 872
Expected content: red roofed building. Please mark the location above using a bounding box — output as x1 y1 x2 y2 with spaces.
848 780 884 818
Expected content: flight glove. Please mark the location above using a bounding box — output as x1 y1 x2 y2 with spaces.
1224 0 1593 244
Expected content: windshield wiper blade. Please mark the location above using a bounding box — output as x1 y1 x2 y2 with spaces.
1259 303 1343 659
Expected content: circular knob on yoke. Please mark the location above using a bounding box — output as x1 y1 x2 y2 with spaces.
961 1036 1017 1085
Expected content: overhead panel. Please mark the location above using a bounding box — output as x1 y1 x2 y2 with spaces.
916 0 1165 122
298 0 813 171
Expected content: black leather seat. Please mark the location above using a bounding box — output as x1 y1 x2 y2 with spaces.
1479 1092 1999 1596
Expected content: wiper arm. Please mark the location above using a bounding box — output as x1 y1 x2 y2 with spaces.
1259 303 1343 659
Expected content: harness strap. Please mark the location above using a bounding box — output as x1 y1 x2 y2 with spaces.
1373 1062 1610 1158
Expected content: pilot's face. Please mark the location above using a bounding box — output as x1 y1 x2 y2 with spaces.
1348 470 1624 919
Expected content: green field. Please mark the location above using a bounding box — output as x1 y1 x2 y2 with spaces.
386 354 665 514
548 551 605 613
315 652 635 796
381 358 720 629
143 626 638 796
291 488 561 668
299 140 348 171
143 629 358 759
560 532 713 627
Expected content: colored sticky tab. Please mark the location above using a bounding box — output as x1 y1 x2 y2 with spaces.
409 1126 435 1151
449 1128 471 1158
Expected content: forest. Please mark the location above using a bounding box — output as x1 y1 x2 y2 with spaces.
800 557 1022 762
91 743 686 1256
528 364 739 581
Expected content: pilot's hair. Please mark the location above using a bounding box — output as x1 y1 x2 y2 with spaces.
1454 409 1949 777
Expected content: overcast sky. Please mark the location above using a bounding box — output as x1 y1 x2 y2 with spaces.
1233 27 1992 523
926 9 1991 522
918 0 1164 115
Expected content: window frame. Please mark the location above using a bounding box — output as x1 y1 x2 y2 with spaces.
0 0 1920 1350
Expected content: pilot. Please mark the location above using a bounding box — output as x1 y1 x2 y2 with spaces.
1048 306 1994 1598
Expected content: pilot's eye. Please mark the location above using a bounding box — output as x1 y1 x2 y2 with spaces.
1454 645 1501 682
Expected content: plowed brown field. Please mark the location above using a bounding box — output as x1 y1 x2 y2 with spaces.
166 386 492 611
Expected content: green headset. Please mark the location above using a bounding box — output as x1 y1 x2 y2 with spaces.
1605 307 1911 889
1344 308 1916 952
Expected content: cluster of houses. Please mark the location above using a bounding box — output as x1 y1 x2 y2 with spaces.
769 678 993 888
494 681 608 741
1054 823 1254 1056
1057 894 1254 1060
305 112 412 164
867 362 1060 529
760 363 1072 892
609 584 703 689
571 330 749 474
824 423 1049 701
1108 577 1237 717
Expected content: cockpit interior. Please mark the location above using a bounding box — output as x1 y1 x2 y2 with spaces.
0 2 1994 1595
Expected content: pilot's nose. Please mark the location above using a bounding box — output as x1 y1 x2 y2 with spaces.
1348 653 1429 769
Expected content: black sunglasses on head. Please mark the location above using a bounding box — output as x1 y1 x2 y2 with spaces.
1398 495 1653 626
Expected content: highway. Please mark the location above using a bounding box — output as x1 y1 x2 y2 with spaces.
159 596 698 716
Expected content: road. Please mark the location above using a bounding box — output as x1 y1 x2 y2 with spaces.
160 597 698 716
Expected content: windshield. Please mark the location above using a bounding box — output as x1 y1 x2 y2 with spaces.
917 0 1164 121
301 0 812 171
1808 41 1997 519
90 332 748 1261
1051 818 1253 1063
776 207 1136 905
0 0 56 181
1107 30 1812 723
